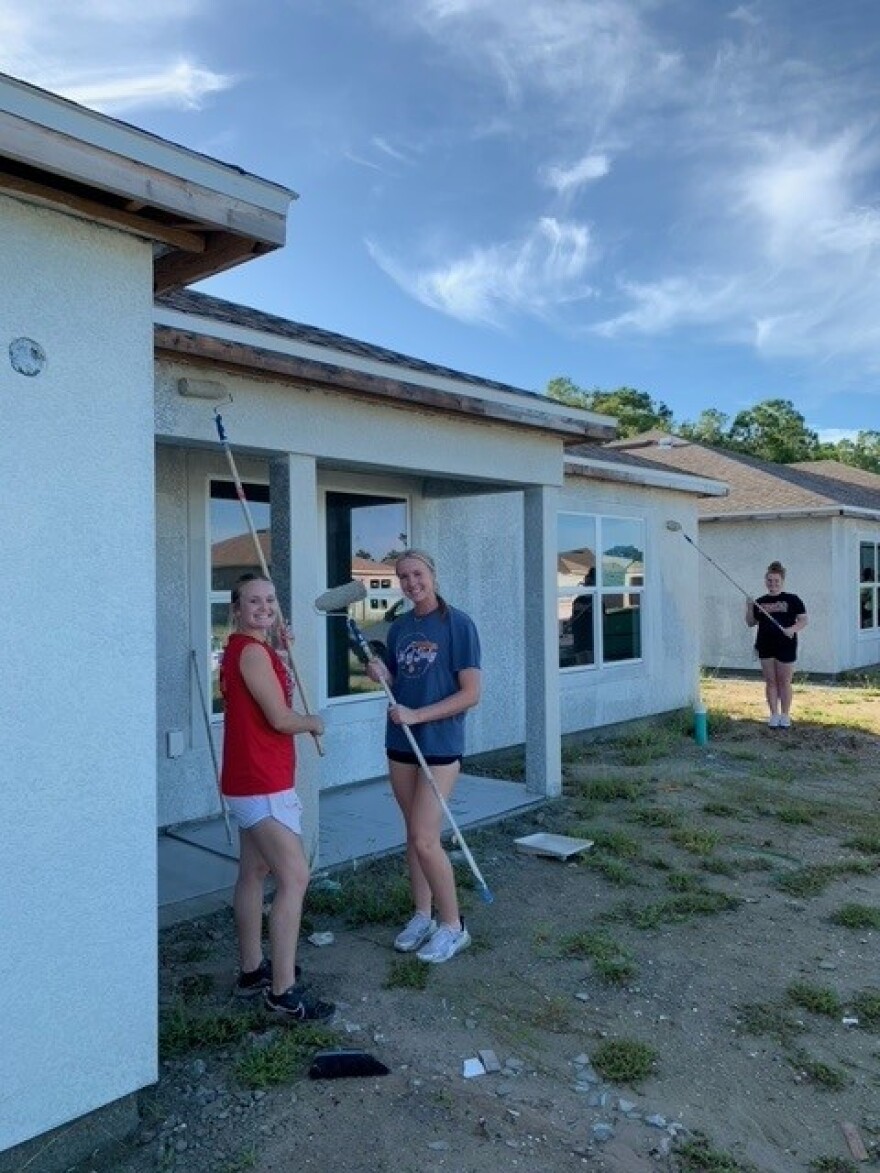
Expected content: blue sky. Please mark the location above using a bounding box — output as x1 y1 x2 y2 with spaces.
5 0 880 439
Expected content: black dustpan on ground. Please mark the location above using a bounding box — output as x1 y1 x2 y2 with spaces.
308 1049 390 1080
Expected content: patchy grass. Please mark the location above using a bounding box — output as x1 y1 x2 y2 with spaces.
235 1023 338 1088
591 1038 657 1085
160 1003 266 1059
558 930 637 985
670 827 721 856
852 988 880 1028
702 802 741 819
674 1132 756 1171
735 1002 805 1045
571 777 646 803
586 828 643 858
829 903 880 930
774 861 872 898
844 833 880 855
607 889 741 930
582 853 639 886
786 982 841 1018
305 868 413 927
629 806 682 828
775 805 818 825
175 972 215 1000
384 956 429 990
808 1158 860 1172
790 1052 850 1090
532 996 571 1033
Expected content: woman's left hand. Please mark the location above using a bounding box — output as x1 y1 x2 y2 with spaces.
388 703 419 726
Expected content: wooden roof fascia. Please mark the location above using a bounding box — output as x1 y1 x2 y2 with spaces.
0 109 288 245
155 325 616 442
154 236 271 293
0 163 205 252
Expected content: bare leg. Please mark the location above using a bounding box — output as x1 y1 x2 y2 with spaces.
776 661 795 716
389 758 462 928
759 658 779 716
233 829 270 973
245 818 310 994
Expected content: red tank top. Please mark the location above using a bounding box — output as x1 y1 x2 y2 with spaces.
220 634 295 797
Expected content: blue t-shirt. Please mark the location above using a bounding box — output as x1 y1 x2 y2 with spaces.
384 604 481 757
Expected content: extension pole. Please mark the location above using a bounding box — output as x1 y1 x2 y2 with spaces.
213 409 324 755
666 522 792 638
190 649 233 846
346 616 494 904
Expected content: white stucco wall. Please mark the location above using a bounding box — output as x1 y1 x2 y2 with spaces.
0 195 157 1152
697 518 837 673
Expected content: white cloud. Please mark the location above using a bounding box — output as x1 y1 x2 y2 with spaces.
0 0 232 113
541 154 610 195
62 60 232 114
367 216 597 326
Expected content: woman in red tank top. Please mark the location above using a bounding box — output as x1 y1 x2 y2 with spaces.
220 573 333 1021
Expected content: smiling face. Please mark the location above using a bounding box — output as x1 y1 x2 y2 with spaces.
396 555 438 615
764 571 784 595
233 576 278 638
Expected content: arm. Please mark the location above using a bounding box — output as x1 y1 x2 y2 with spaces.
745 598 757 627
784 610 808 638
388 667 481 727
239 643 324 737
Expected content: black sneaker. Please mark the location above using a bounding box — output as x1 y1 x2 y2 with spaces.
265 983 335 1022
234 959 301 997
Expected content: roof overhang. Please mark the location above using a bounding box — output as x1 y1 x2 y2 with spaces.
701 506 880 524
565 453 728 497
0 72 294 291
154 307 618 442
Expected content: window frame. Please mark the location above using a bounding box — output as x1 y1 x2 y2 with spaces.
557 511 645 671
321 485 411 705
858 539 880 633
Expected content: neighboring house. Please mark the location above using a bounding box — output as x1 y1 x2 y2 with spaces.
2 71 723 1165
609 433 880 675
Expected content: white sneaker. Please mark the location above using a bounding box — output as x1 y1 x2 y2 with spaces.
416 922 471 964
394 912 437 953
779 715 791 728
767 714 780 728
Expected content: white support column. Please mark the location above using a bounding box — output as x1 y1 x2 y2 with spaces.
269 454 323 867
523 485 562 797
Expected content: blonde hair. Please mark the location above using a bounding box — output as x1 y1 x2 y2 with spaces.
395 548 447 616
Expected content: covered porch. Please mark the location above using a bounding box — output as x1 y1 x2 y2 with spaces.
159 770 541 926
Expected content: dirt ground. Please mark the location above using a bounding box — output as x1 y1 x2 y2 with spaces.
75 674 880 1173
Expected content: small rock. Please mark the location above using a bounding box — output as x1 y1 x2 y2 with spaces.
592 1122 615 1143
646 1114 667 1128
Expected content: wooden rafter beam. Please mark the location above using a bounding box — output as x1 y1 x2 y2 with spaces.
153 235 269 293
0 167 205 252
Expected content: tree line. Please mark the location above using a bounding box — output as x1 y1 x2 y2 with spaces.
546 378 880 472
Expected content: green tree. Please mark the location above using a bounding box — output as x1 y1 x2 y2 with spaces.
677 408 730 447
546 379 673 437
827 430 880 474
726 398 820 463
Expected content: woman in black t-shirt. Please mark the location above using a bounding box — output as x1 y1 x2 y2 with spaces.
745 561 808 729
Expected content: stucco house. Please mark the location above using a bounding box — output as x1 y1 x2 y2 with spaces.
2 72 723 1166
610 433 880 675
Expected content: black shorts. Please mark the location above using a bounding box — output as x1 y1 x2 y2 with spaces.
756 642 797 665
387 749 462 766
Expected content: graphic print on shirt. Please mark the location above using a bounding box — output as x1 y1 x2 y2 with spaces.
760 599 791 616
397 635 439 679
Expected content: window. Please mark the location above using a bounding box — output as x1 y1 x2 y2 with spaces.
860 542 879 631
557 513 644 668
209 480 271 713
325 491 408 698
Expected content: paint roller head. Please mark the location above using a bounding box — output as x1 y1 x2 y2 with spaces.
314 580 368 613
665 520 683 532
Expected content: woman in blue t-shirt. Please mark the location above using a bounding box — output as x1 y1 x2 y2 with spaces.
367 549 481 964
745 560 808 729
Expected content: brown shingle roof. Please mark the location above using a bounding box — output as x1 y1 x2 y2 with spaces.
608 435 880 518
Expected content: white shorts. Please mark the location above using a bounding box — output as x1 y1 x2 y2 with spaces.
224 789 303 836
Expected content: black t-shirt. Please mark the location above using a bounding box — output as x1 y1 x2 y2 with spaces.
753 591 806 651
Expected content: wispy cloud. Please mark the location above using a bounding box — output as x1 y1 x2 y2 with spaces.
0 0 232 113
540 154 610 195
367 216 597 326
